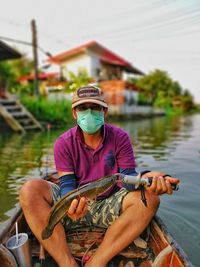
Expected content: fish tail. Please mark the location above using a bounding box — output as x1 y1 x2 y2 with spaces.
41 227 52 240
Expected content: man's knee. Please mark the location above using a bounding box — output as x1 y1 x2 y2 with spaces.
19 179 51 206
146 192 160 212
122 190 160 213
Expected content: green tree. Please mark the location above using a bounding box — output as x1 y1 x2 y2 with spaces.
65 68 93 93
181 89 194 111
9 56 34 77
0 61 16 88
0 56 34 94
135 69 180 104
134 69 194 111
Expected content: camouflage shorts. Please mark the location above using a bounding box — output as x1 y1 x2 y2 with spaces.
49 182 129 231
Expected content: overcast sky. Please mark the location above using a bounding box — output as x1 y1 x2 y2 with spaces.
1 0 200 102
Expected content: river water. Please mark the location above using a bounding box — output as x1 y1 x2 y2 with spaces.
0 114 200 266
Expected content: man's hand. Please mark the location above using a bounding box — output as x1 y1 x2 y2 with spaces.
67 197 88 220
142 171 180 195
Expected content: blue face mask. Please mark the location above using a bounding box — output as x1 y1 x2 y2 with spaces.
77 109 104 134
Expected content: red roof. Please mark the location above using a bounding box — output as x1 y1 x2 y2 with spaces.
48 40 144 75
18 72 58 82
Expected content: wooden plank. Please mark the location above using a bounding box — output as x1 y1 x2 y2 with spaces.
0 104 25 133
16 100 43 130
0 97 43 132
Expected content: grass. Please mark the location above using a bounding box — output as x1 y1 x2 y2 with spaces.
20 96 74 127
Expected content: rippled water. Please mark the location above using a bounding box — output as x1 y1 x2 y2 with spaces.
0 114 200 266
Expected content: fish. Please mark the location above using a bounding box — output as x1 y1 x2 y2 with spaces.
42 174 119 239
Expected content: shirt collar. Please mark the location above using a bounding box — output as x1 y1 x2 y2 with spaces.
75 124 107 145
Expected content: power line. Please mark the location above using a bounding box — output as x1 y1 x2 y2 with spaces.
104 19 200 42
106 28 200 46
71 2 199 39
0 36 31 46
78 10 200 48
0 35 52 57
1 1 199 57
82 0 168 27
80 8 200 41
39 6 199 53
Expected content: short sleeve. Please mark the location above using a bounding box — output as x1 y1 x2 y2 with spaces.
54 136 74 172
115 130 136 169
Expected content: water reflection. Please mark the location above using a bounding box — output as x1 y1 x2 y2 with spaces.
115 116 192 164
0 128 65 222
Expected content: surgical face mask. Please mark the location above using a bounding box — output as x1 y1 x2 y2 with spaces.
76 109 104 134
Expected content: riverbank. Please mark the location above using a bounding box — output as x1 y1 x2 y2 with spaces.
1 95 199 132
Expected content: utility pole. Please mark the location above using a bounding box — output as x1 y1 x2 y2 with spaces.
31 19 39 96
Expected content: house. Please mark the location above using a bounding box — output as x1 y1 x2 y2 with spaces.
48 41 165 116
48 40 145 111
48 40 144 81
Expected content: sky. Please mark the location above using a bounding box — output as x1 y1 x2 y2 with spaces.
1 0 200 102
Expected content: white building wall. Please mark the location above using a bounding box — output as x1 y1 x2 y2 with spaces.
124 89 138 105
62 53 92 79
61 51 102 80
87 51 101 79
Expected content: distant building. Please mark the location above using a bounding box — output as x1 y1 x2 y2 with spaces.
48 40 145 109
48 40 144 81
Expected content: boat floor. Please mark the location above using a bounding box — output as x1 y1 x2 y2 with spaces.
30 227 150 267
32 255 142 267
32 256 57 267
0 208 193 267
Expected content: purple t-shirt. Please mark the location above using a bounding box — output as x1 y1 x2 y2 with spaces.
54 123 136 195
54 124 135 196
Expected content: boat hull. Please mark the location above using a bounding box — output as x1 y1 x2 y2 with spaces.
0 205 193 267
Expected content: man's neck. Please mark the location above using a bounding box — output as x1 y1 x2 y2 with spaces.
82 130 103 150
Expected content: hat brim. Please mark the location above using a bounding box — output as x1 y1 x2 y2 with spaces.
72 98 108 109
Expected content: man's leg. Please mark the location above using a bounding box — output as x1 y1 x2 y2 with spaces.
19 179 78 267
85 190 159 267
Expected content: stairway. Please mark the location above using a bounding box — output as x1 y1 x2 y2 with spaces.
0 97 43 133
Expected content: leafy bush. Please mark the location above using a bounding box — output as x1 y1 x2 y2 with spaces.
20 96 73 127
134 69 195 111
138 92 152 106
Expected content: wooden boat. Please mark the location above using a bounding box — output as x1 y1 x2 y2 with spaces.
0 173 194 267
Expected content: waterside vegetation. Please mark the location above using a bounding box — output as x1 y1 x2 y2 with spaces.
133 69 196 114
20 96 73 127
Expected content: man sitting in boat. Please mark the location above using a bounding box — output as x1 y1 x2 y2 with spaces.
19 85 180 267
